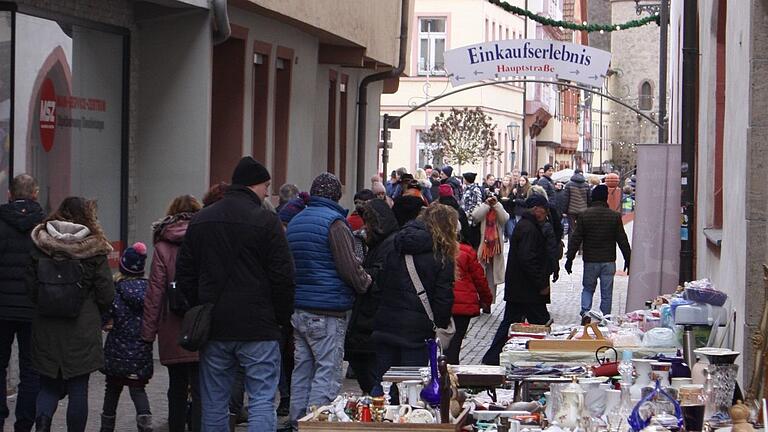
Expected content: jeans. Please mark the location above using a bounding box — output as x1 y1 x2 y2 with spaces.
289 310 348 423
36 373 90 432
374 342 428 403
482 302 550 365
200 340 280 431
166 362 201 432
0 320 39 432
101 378 151 416
581 262 616 315
444 315 472 365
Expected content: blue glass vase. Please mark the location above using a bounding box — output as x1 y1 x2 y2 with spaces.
420 338 441 407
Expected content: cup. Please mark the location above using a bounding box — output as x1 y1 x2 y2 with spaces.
402 380 423 406
681 404 706 432
384 405 400 422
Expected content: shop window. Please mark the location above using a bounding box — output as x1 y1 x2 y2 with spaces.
713 0 726 229
339 74 348 184
273 47 293 189
252 42 271 163
0 10 11 196
418 17 446 75
13 12 127 256
327 70 337 173
638 81 653 111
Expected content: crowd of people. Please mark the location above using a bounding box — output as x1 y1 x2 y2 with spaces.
0 158 633 432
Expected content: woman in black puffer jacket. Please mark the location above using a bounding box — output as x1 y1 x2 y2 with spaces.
372 203 456 393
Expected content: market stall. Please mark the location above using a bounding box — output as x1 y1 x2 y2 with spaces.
298 281 765 432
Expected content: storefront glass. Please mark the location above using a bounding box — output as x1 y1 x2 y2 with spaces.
0 11 11 196
13 12 125 248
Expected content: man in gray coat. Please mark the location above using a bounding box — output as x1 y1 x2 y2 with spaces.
562 169 591 234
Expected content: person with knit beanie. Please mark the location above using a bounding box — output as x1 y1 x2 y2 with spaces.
175 156 295 430
439 165 463 202
286 173 371 425
564 184 632 320
100 242 154 432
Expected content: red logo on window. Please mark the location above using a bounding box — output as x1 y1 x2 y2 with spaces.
39 78 56 152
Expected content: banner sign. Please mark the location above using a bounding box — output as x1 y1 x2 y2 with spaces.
444 39 612 87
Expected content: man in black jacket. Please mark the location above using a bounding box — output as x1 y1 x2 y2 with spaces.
536 163 557 204
482 194 551 365
0 174 44 432
564 184 631 318
177 157 295 431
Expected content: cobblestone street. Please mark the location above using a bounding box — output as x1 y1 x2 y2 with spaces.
5 224 632 431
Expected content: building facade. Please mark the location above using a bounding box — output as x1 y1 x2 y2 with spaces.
668 0 767 384
606 0 661 174
380 0 527 178
1 0 408 389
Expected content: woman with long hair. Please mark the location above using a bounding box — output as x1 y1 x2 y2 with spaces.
513 175 531 200
372 203 456 399
142 194 203 432
27 197 114 431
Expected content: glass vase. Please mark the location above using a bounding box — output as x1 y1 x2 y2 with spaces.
420 338 441 407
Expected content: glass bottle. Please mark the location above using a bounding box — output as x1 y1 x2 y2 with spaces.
608 351 634 432
420 339 441 407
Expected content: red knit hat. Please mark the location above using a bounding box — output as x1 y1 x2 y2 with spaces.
438 184 453 197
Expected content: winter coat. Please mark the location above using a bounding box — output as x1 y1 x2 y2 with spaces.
429 178 441 203
537 175 557 203
418 179 434 202
563 173 591 215
0 200 45 321
103 277 153 382
504 213 550 305
469 202 510 286
345 200 399 356
372 220 454 349
176 185 295 342
438 196 472 248
287 196 354 312
566 201 631 264
141 215 199 365
27 221 114 379
452 243 493 317
462 183 483 216
541 221 560 277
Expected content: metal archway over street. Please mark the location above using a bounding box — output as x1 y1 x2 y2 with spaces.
386 78 662 128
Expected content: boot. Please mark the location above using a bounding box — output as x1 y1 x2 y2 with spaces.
100 414 116 432
34 416 51 432
136 414 153 432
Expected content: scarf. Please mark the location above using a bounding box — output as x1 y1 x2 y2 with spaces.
480 209 500 262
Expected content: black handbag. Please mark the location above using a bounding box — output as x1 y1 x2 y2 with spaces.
178 303 214 352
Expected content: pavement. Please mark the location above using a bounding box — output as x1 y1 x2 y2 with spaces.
5 223 633 431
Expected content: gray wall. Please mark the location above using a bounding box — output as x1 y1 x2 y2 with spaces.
133 10 213 248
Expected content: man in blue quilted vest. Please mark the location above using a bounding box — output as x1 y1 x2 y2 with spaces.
286 172 371 424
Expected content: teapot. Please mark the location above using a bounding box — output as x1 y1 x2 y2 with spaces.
555 377 589 429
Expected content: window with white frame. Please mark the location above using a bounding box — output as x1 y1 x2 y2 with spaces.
418 17 447 75
416 130 441 168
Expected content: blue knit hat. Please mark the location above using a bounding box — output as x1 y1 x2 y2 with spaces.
120 242 147 275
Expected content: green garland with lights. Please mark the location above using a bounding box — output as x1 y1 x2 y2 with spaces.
488 0 659 33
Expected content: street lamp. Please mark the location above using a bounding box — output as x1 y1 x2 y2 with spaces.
507 121 520 169
583 148 594 172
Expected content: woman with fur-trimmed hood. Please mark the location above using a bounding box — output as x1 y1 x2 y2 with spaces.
26 197 114 431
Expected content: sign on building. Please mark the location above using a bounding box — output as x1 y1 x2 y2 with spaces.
444 39 612 88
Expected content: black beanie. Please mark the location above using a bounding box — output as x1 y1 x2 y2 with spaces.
231 156 271 186
463 172 477 183
392 195 425 227
592 184 609 202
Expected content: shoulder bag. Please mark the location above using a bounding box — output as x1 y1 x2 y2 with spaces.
405 254 456 350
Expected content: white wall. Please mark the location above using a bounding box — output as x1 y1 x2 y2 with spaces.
134 10 212 247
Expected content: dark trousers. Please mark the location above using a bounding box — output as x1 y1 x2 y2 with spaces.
444 315 472 365
482 302 550 365
36 373 89 432
167 362 201 432
346 352 380 396
375 342 428 403
0 320 39 432
101 379 151 417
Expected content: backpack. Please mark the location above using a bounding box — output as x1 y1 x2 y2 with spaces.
36 257 84 318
